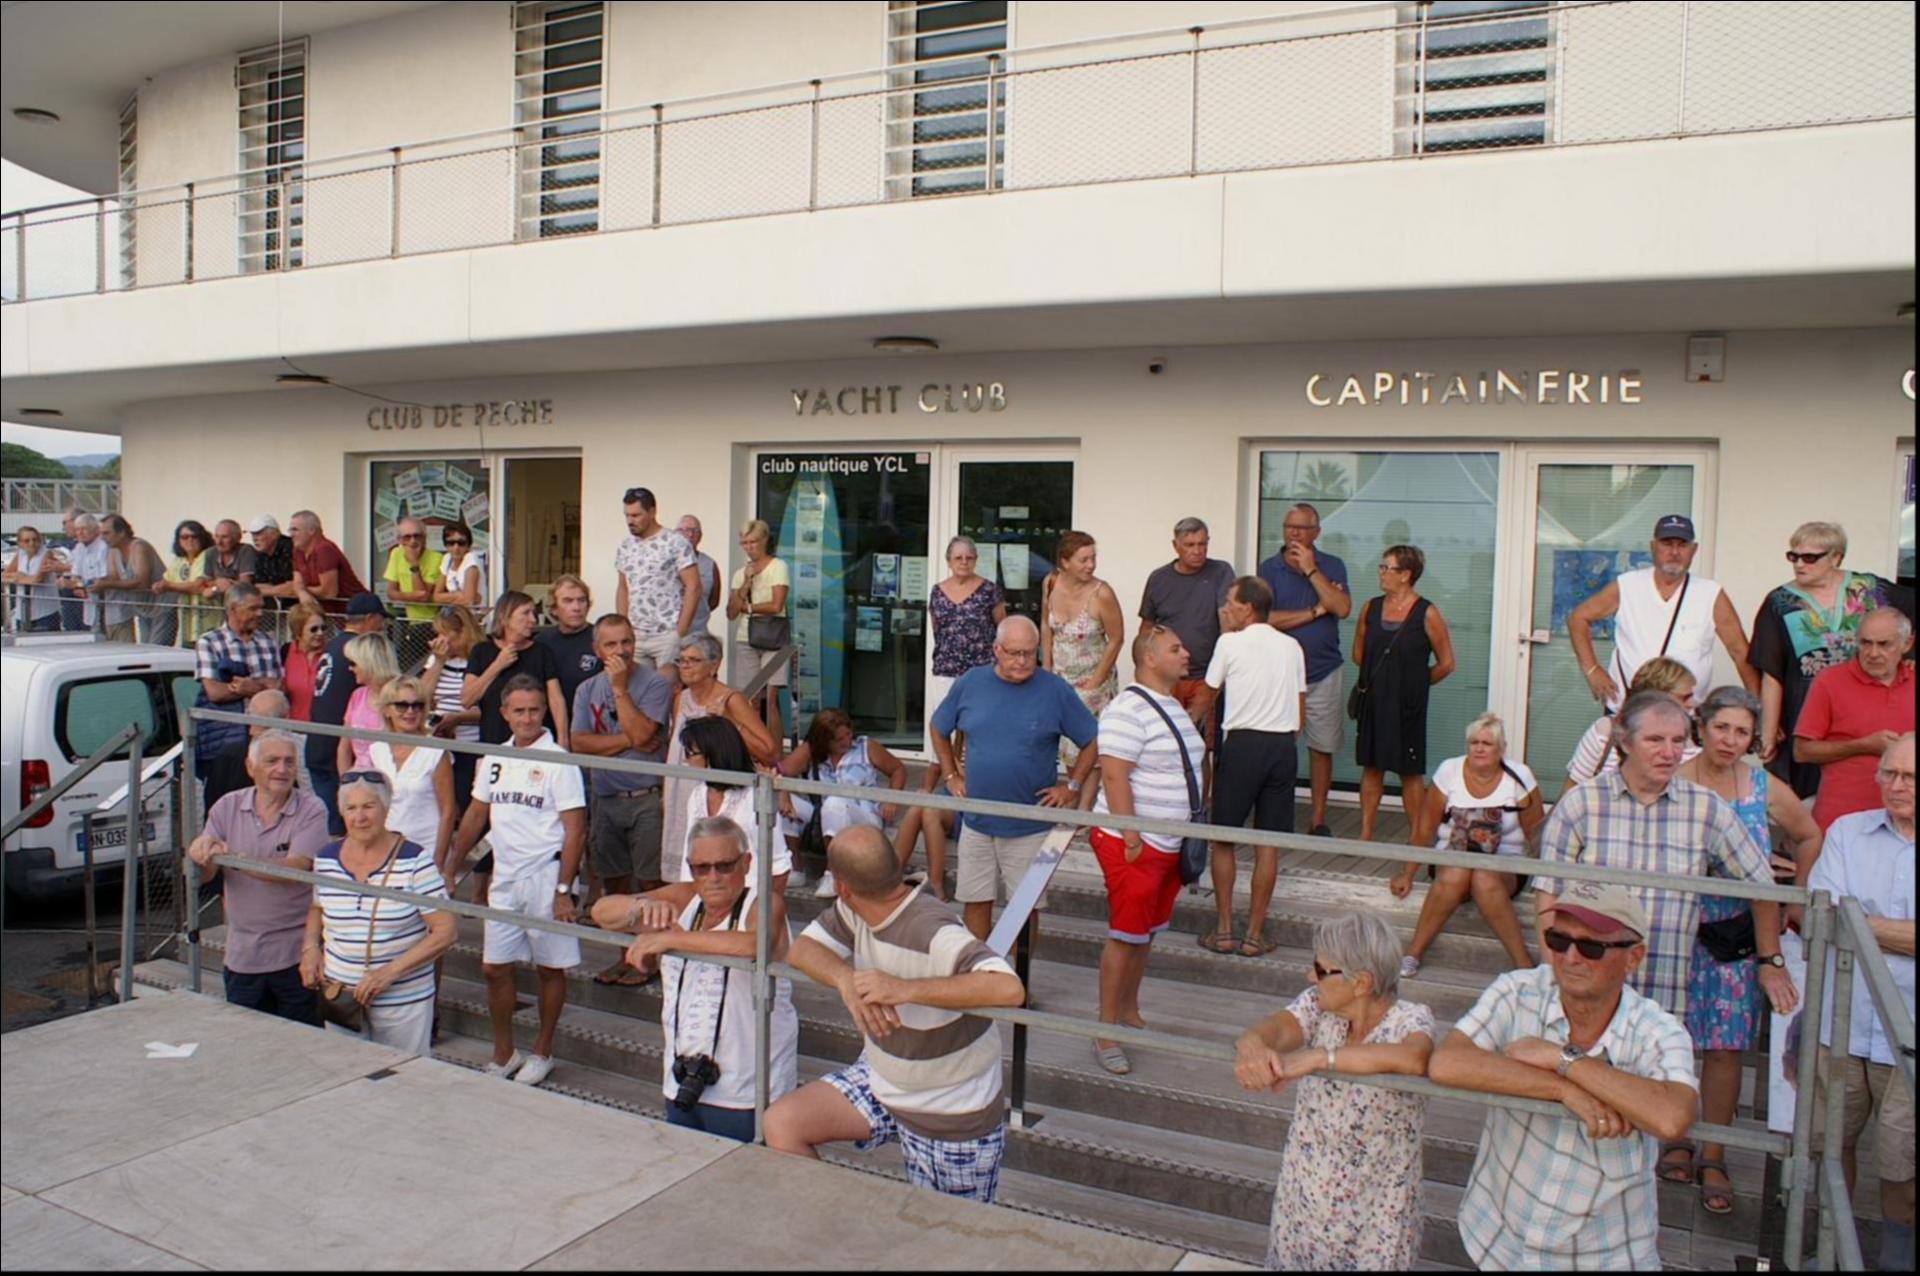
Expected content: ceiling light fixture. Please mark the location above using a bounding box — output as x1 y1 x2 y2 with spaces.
275 372 332 387
11 107 60 125
871 336 940 353
1898 302 1915 319
18 407 65 417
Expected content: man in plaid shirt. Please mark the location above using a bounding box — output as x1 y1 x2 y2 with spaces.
1535 690 1797 1020
193 584 284 784
1432 880 1700 1270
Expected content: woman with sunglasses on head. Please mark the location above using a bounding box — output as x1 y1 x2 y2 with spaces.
1233 910 1435 1270
661 634 778 880
335 632 401 778
1750 521 1915 798
367 675 457 879
430 523 486 610
1351 544 1456 842
674 715 790 895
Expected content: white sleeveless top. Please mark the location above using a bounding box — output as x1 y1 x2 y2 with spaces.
659 891 799 1110
369 740 448 855
1609 568 1720 708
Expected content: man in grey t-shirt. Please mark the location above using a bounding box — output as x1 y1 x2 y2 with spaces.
1137 517 1236 737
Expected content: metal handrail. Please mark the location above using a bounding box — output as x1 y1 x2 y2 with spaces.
1819 1158 1868 1272
0 722 139 840
1836 895 1916 1092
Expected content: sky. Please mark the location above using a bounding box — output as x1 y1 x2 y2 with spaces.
2 159 121 459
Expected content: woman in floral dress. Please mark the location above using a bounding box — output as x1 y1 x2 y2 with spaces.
1041 531 1123 806
1233 910 1435 1270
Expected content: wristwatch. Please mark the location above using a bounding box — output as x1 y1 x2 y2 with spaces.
1556 1042 1585 1078
1759 953 1787 969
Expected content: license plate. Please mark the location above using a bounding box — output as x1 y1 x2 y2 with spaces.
76 821 159 854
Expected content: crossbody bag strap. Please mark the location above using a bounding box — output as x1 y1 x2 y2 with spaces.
1657 573 1692 657
1126 686 1201 813
356 837 402 978
1361 597 1413 692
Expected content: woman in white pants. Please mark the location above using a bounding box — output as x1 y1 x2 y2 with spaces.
776 708 907 897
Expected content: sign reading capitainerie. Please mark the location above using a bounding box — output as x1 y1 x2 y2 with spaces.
367 400 555 431
1306 370 1645 407
790 383 1009 416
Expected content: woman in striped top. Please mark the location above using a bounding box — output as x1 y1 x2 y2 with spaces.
301 774 456 1057
425 605 485 822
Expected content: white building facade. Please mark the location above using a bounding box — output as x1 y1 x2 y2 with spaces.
3 0 1914 784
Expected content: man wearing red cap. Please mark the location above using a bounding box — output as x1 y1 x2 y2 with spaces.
1431 878 1699 1271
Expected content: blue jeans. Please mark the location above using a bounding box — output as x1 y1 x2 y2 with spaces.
224 963 320 1026
309 764 344 836
665 1100 757 1143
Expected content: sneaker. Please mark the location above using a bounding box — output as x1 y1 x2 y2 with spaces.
812 871 837 898
481 1050 526 1080
513 1054 557 1087
1399 955 1421 980
1310 823 1334 838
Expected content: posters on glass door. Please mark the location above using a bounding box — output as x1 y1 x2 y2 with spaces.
900 556 928 603
368 457 491 595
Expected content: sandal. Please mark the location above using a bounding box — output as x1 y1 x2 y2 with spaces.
1094 1042 1132 1075
1656 1141 1695 1185
1238 934 1279 958
1697 1162 1735 1216
1199 928 1240 955
593 962 652 987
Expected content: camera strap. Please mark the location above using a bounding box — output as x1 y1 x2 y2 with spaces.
669 891 749 1059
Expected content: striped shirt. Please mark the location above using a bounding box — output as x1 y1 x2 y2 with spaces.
1092 685 1206 851
1454 965 1698 1271
430 657 478 742
1535 772 1769 1016
801 882 1016 1140
314 838 446 1007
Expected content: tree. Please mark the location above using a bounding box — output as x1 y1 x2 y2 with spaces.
99 455 120 479
0 442 71 479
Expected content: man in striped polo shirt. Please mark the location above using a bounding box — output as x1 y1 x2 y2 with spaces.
765 826 1025 1202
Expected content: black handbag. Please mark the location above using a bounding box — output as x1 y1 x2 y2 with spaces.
796 766 828 869
1125 687 1211 885
1697 910 1757 963
748 614 790 652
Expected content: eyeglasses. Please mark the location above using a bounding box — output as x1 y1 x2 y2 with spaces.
1311 960 1344 981
1877 768 1916 788
623 487 655 506
1282 522 1318 532
389 700 426 712
688 857 743 877
399 533 424 542
1785 550 1833 565
1543 928 1640 960
1378 561 1406 573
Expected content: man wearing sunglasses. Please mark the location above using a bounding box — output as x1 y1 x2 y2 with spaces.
1431 879 1699 1271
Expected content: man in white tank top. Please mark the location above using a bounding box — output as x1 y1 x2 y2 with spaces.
1568 515 1759 711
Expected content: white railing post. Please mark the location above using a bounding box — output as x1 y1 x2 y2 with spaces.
390 146 403 257
984 54 1001 192
95 197 108 293
1676 0 1692 136
1188 27 1204 177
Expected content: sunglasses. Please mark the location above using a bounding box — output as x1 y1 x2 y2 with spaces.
1784 550 1832 565
1311 960 1344 981
389 700 427 712
623 487 655 506
444 538 470 548
688 856 742 877
1543 928 1640 960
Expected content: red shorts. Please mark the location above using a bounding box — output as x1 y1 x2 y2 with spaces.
1090 826 1183 945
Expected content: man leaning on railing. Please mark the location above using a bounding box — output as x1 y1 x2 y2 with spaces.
1805 732 1916 1271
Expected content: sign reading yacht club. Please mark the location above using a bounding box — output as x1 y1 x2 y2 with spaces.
366 399 556 431
1305 370 1645 407
791 383 1009 416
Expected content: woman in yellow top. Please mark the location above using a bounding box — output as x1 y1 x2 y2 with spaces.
151 519 214 646
726 519 791 749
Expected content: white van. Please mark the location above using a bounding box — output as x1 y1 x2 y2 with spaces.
1 638 198 903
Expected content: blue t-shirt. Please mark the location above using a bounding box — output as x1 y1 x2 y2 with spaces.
930 665 1098 837
1257 549 1349 684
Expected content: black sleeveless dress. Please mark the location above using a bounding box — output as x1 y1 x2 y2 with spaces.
1356 596 1435 774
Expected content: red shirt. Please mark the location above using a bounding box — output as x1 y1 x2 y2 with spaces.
292 535 367 601
1795 659 1916 828
282 645 320 722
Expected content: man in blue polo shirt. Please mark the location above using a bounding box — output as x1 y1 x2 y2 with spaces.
931 614 1099 943
1257 502 1351 836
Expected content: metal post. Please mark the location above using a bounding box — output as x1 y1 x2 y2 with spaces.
15 212 25 303
82 812 100 1004
1817 930 1856 1272
983 55 1001 192
1785 893 1831 1270
183 182 194 283
1188 27 1203 177
1008 914 1041 1129
117 731 144 1003
651 104 665 227
752 771 776 1144
807 80 824 212
95 197 107 293
1416 3 1432 155
1676 0 1692 136
389 146 403 257
181 707 203 993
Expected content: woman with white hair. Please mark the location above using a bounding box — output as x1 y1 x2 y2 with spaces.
1233 909 1435 1270
367 675 456 878
1391 713 1543 977
300 773 456 1056
1750 520 1916 797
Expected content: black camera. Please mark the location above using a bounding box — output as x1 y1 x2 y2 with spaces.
670 1053 721 1111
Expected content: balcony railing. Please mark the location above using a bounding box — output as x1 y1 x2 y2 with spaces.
1 0 1912 304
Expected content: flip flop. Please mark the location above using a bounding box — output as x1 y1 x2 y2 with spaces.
1238 934 1279 958
1697 1162 1735 1216
593 963 646 986
1094 1042 1132 1075
1198 928 1240 955
1656 1141 1696 1184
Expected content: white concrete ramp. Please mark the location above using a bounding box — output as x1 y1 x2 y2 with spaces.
1 992 1188 1271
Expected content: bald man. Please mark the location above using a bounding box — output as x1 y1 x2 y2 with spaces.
382 516 444 625
930 614 1098 942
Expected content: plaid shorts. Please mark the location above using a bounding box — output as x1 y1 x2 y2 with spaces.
822 1060 1006 1203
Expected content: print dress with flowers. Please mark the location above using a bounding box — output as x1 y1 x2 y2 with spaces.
1266 987 1434 1272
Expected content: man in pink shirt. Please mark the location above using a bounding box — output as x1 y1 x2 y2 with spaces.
1795 608 1916 828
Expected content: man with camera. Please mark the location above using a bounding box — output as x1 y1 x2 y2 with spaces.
763 826 1027 1202
591 815 799 1142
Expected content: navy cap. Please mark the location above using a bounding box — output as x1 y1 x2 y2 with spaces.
344 592 387 618
1653 514 1696 543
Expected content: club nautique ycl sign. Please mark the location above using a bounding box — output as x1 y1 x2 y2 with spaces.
1305 369 1646 407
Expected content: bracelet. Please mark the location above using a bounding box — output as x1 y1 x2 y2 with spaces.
1583 664 1602 676
1326 1045 1337 1071
1306 569 1319 580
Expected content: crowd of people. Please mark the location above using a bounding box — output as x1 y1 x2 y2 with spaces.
59 486 1911 1271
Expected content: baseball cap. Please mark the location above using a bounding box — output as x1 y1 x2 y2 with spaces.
344 592 387 618
1542 879 1649 940
245 514 280 534
1653 514 1696 543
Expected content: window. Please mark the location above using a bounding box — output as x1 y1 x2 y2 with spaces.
56 675 195 763
1257 450 1501 792
117 94 137 287
368 458 493 599
514 1 605 239
887 1 1008 198
1398 1 1553 154
1899 445 1915 589
236 38 308 272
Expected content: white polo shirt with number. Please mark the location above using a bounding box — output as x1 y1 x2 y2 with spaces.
471 730 585 882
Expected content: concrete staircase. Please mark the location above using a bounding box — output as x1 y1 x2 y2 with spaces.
135 817 1859 1271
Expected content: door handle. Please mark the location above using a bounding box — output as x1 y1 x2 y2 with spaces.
1520 629 1552 645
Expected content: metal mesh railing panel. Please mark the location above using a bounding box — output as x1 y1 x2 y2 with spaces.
1683 0 1916 134
658 102 813 226
1198 26 1398 174
398 147 517 254
1001 52 1192 189
599 123 658 231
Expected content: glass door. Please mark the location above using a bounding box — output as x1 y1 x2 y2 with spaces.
1512 449 1712 788
368 456 492 607
501 456 582 611
951 456 1076 627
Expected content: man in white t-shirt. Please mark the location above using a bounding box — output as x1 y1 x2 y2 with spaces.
449 675 586 1088
613 486 700 676
1189 576 1306 958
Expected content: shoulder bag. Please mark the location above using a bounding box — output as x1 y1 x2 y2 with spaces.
1347 598 1414 721
318 839 402 1033
744 563 792 652
1124 686 1211 885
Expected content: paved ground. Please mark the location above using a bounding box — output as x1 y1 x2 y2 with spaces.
1 991 1211 1271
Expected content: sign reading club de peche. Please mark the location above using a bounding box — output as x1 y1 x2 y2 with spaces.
1306 370 1645 407
367 400 556 430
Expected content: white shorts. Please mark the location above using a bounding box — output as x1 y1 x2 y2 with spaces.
633 629 682 669
779 795 885 840
483 864 582 969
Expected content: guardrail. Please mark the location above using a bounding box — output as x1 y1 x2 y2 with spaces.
3 1 1910 303
169 706 1904 1267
